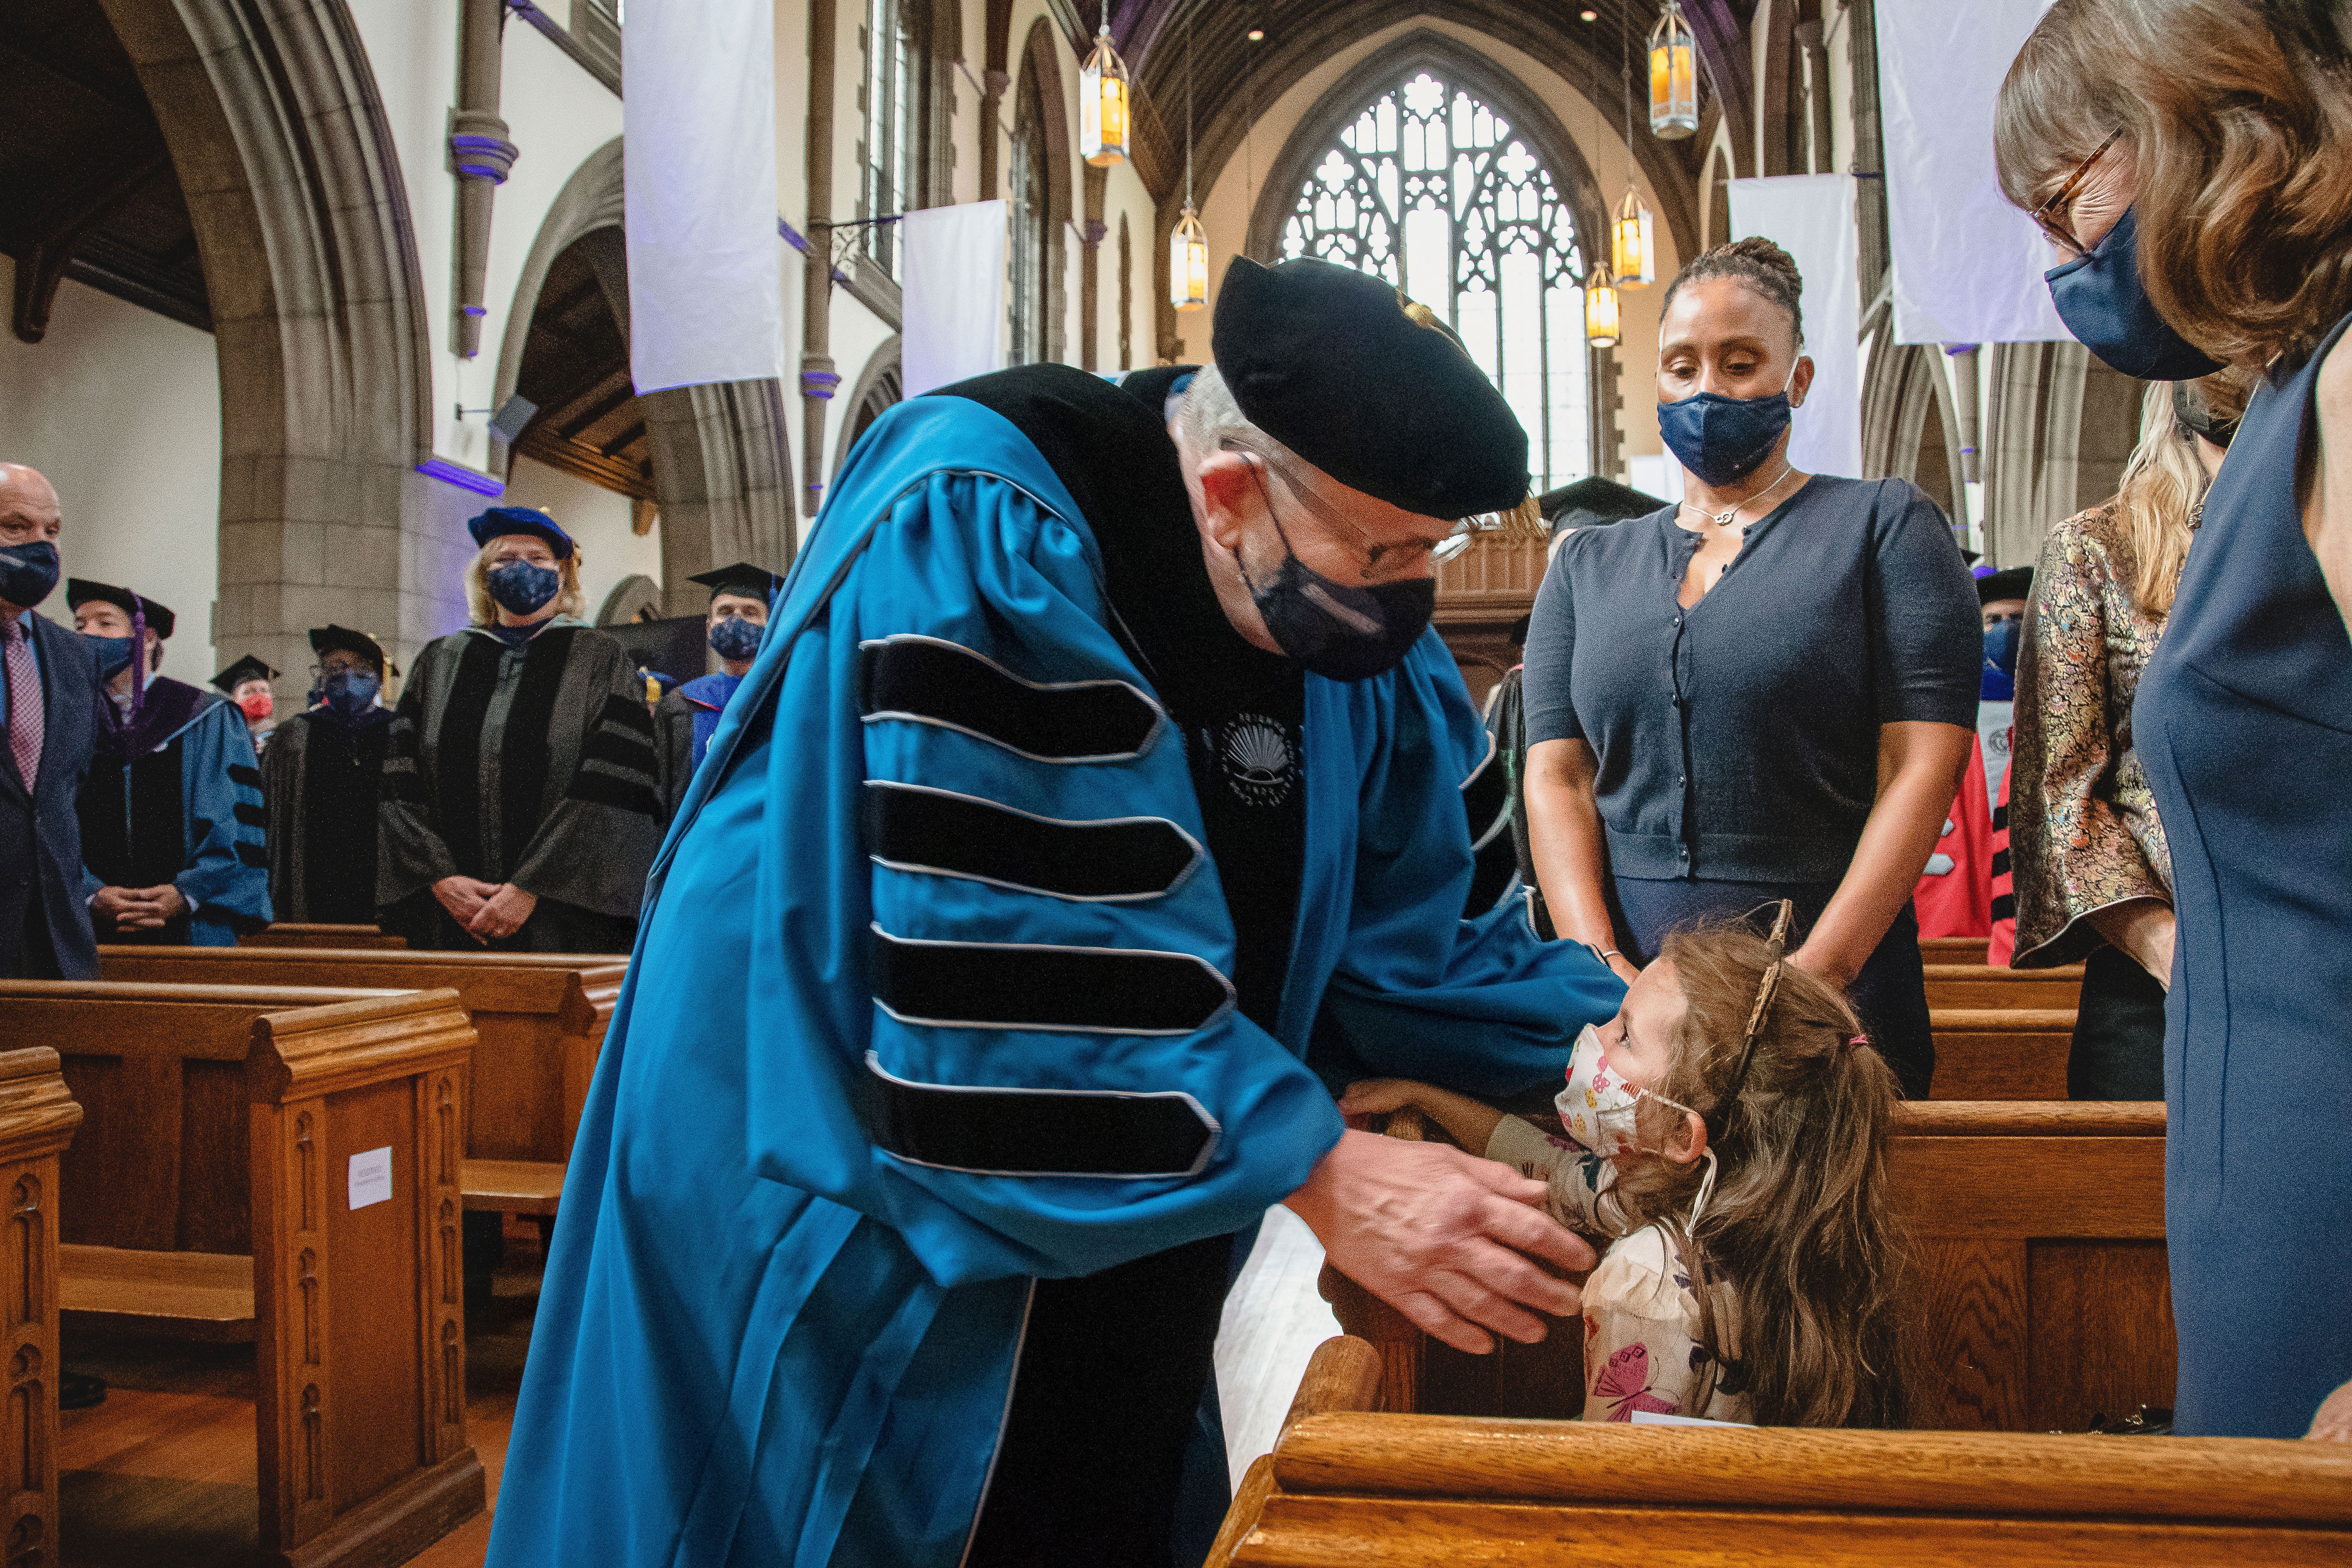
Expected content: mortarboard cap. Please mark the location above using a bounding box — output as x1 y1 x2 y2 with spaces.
1211 257 1529 520
688 561 785 604
309 625 395 675
211 654 278 693
1976 566 2033 605
466 505 576 559
1538 476 1670 536
65 579 174 639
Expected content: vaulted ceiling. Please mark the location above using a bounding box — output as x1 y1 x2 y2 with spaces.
512 229 657 501
1096 0 1760 259
0 0 210 343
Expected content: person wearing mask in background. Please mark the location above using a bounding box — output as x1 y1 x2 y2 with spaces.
1521 237 1979 1101
1998 0 2352 1442
68 580 270 946
0 463 102 980
2008 373 2240 1097
379 506 662 955
212 654 278 757
654 560 781 817
1487 479 1668 938
263 626 395 926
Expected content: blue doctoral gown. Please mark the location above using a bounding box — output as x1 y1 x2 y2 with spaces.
487 392 1623 1568
679 671 742 771
81 689 270 945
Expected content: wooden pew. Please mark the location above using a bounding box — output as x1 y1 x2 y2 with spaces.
1928 1007 2075 1099
96 947 625 1219
0 1050 83 1568
1919 936 1988 966
1324 1101 2171 1434
1924 961 2083 1010
243 923 406 950
1209 1338 2352 1567
0 981 483 1567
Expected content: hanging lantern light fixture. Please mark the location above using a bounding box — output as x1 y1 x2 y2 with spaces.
1648 2 1700 140
1171 8 1208 312
1585 264 1621 348
1079 1 1130 167
1612 192 1655 288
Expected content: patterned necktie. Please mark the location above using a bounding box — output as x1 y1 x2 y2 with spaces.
4 615 41 791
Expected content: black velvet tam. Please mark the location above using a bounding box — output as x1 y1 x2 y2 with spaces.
310 624 391 675
1976 565 2033 605
1211 257 1528 520
65 579 174 638
1539 476 1670 534
210 654 278 693
688 561 786 604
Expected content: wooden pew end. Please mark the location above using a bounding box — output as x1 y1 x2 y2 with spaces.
60 1245 256 1343
461 1159 565 1216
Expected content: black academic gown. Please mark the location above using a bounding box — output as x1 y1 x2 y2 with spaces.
0 611 100 978
262 704 393 924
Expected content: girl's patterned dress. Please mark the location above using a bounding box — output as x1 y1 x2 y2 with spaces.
1487 1115 1753 1424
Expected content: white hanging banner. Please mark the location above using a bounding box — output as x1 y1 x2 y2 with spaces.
1729 174 1863 480
900 201 1008 398
1877 0 2067 346
623 0 784 392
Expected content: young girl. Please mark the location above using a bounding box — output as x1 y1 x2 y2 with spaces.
1340 908 1913 1427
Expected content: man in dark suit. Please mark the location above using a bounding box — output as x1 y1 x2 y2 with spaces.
0 462 101 979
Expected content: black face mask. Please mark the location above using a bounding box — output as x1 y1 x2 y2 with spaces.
2173 380 2238 449
1235 512 1435 682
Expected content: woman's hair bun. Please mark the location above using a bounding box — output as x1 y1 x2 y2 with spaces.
1662 237 1807 347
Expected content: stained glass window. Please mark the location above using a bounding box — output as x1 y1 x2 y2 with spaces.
858 0 916 276
1007 64 1050 366
1279 71 1592 490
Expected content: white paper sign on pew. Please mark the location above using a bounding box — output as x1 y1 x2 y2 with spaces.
348 1146 393 1211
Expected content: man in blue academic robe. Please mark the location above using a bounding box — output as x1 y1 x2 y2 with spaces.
655 561 782 818
490 259 1625 1568
69 581 271 945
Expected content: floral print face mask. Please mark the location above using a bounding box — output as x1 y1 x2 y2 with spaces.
1555 1024 1720 1232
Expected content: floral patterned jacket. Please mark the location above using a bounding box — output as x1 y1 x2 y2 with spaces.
1488 1116 1751 1424
2009 501 2175 968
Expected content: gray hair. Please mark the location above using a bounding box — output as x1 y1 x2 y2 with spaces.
1178 363 1302 469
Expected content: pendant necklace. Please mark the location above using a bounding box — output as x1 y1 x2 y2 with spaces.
1682 460 1797 532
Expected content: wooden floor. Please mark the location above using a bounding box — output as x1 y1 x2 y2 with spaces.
59 1221 541 1568
58 1209 1340 1565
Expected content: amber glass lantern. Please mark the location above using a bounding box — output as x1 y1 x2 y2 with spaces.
1648 2 1700 140
1612 189 1655 289
1171 206 1208 312
1079 3 1130 167
1585 265 1621 348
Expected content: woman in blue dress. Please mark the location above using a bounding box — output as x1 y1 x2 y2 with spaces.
1520 238 1979 1100
1998 0 2352 1441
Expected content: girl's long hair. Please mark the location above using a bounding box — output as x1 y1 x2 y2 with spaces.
1609 923 1914 1428
2114 369 2247 617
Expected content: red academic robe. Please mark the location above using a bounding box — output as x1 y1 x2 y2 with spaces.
1914 735 1993 939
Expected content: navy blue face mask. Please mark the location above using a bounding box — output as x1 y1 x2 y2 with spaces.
1982 620 2022 702
322 669 380 716
487 559 561 616
0 540 60 610
86 634 137 682
2044 206 2225 382
708 615 762 662
1658 374 1795 487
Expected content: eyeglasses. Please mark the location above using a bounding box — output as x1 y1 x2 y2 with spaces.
1710 898 1797 1136
2028 128 2123 260
1220 439 1491 581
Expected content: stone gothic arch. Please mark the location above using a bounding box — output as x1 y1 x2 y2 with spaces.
493 138 795 618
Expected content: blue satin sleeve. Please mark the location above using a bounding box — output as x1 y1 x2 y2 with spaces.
176 700 272 942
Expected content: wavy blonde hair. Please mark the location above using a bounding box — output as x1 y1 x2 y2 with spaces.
463 539 585 627
2115 369 2248 617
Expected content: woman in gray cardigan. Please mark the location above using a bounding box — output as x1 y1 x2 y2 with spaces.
1520 239 1978 1098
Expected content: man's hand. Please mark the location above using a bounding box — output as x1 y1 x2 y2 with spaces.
433 875 501 935
467 883 538 942
91 884 177 931
1285 1129 1595 1356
